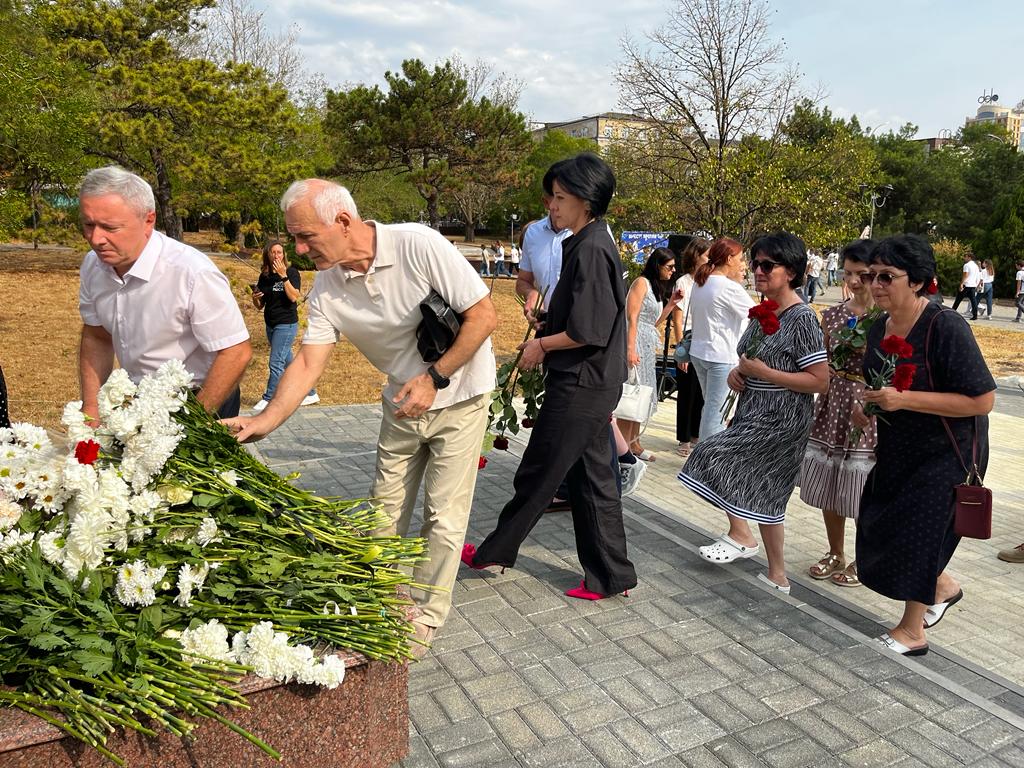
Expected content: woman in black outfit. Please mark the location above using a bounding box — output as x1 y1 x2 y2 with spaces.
462 153 637 600
673 237 710 457
854 235 995 656
0 364 10 428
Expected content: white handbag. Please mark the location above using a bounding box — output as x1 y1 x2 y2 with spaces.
613 367 654 422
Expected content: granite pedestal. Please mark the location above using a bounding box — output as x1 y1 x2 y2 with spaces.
0 655 408 767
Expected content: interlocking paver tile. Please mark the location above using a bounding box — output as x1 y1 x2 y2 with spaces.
263 405 1024 768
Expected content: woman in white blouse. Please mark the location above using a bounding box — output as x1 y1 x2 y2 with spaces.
687 237 754 439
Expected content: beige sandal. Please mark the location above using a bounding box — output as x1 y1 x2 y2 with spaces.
808 553 845 580
831 562 861 587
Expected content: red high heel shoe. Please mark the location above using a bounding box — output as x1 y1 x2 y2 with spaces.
461 543 506 573
564 579 629 601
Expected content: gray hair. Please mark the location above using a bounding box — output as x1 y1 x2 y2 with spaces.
280 179 359 224
79 166 156 216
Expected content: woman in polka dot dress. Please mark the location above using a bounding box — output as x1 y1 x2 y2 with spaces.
799 240 877 587
854 235 995 657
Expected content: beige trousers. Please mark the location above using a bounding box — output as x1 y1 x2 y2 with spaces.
372 392 489 628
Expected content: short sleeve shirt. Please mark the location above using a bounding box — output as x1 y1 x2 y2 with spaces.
1016 268 1024 294
258 266 301 326
302 222 496 410
519 215 572 308
79 230 249 386
962 260 981 288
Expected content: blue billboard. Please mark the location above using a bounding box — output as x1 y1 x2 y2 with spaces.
620 231 673 263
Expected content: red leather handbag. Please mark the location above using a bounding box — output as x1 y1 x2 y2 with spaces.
925 311 993 539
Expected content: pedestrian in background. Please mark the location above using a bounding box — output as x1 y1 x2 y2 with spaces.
979 258 995 319
1014 259 1024 322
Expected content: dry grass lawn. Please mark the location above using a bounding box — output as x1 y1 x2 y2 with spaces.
0 242 529 429
1 240 1020 430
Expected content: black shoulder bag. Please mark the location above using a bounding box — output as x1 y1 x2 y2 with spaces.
416 291 462 363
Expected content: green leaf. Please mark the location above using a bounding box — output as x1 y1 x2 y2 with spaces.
81 598 117 626
29 632 68 650
210 582 236 599
77 634 115 654
72 649 113 676
191 493 221 509
140 605 163 633
23 557 45 593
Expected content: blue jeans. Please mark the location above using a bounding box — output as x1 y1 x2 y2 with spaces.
692 357 733 439
263 323 315 402
806 276 821 303
982 283 993 316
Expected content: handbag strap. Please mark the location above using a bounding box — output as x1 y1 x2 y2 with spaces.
923 308 979 481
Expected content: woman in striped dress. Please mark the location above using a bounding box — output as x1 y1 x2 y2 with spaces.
679 232 829 593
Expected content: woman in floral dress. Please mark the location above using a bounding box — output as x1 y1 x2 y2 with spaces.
799 240 877 587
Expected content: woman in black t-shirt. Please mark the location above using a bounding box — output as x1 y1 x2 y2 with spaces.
251 241 317 412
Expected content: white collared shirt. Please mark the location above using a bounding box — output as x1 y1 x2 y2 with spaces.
302 222 496 410
519 215 572 308
79 230 250 386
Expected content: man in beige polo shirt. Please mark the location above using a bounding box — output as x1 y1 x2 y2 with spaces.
224 179 497 657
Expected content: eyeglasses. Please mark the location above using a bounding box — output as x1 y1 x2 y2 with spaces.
751 259 780 273
863 271 908 286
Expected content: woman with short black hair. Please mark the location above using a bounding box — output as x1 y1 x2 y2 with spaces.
680 232 829 594
854 234 995 656
463 153 637 600
673 237 711 456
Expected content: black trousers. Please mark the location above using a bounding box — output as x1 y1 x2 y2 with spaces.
951 286 978 319
674 363 704 444
474 370 637 595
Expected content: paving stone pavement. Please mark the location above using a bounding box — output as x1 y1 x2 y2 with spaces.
252 401 1024 768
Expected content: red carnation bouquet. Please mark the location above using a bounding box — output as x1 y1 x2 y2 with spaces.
720 299 782 423
850 334 916 442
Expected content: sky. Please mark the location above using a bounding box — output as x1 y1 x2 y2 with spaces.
258 0 1023 139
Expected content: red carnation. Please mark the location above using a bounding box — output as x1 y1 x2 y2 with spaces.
758 314 781 335
74 439 100 465
748 299 779 320
478 456 488 470
522 418 535 428
493 436 509 450
879 335 914 359
892 363 917 392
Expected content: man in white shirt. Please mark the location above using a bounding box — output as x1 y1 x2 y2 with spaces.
224 179 497 657
77 166 252 419
825 250 839 287
951 251 981 320
804 251 825 303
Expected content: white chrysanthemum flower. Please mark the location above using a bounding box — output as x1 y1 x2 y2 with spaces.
219 470 238 487
0 528 33 555
11 423 50 452
97 370 137 421
229 622 341 687
64 507 114 575
154 359 194 391
195 517 221 547
114 559 167 607
0 498 22 532
38 529 66 565
174 561 212 607
178 619 233 664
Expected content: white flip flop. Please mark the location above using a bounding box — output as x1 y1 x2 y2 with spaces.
923 589 963 629
875 632 928 657
757 572 791 595
698 534 760 563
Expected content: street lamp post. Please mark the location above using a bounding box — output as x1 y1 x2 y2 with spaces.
859 184 893 238
509 213 519 243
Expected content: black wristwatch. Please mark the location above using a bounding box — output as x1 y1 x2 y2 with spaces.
426 365 450 390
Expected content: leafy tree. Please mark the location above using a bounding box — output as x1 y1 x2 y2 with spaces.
0 0 92 241
975 181 1024 297
324 58 531 232
616 0 802 236
36 0 315 241
504 131 596 225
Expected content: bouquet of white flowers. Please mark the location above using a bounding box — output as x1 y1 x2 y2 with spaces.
0 361 424 765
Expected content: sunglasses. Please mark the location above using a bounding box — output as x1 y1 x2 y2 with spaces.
751 259 780 273
863 271 908 286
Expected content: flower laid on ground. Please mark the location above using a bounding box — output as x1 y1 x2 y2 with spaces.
0 360 425 765
850 335 916 443
720 299 782 422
